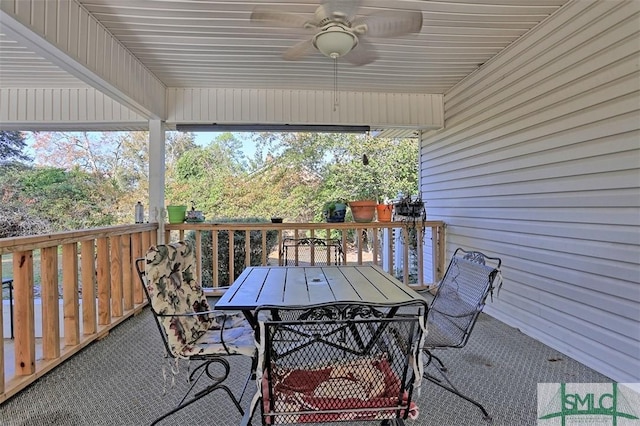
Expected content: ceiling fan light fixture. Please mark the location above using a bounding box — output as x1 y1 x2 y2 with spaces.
313 25 357 58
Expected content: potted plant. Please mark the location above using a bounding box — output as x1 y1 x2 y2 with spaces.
323 200 347 223
347 154 380 222
394 194 426 219
166 204 187 224
376 203 393 222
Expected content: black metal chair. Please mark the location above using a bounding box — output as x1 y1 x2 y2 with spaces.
242 302 427 425
281 237 345 266
419 248 502 421
135 241 256 425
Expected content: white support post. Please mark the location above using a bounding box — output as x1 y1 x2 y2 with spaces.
148 119 166 243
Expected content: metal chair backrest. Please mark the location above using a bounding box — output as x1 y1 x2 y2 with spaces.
426 248 502 349
281 237 345 266
254 303 425 424
135 241 216 358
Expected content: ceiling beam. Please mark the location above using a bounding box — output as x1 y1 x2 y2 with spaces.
0 1 166 119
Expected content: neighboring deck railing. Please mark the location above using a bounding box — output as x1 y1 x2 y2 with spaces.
0 224 158 403
0 220 445 404
165 220 446 292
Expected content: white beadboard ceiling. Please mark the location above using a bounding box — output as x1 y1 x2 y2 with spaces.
0 0 570 96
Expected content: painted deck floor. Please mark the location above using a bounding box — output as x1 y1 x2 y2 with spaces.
0 299 625 426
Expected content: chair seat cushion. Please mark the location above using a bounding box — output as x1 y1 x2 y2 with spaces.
263 355 419 423
180 321 256 357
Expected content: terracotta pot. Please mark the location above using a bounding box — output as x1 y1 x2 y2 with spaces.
349 200 377 222
376 204 393 222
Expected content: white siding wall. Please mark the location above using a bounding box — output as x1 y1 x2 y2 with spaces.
420 0 639 382
167 88 443 130
0 88 147 131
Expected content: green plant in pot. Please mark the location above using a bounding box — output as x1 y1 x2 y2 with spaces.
346 154 381 222
323 199 347 223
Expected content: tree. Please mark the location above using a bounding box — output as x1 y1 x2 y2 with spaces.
169 133 248 213
0 131 31 164
319 135 419 203
17 166 117 230
30 130 197 224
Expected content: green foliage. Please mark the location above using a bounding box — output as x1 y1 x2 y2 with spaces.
185 218 278 287
319 136 418 203
15 166 116 230
9 130 419 236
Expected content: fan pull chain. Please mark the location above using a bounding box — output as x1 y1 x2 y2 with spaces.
333 56 339 111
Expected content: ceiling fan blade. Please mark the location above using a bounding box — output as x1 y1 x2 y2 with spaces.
282 39 316 61
343 39 378 66
251 8 315 29
352 10 423 37
315 0 361 23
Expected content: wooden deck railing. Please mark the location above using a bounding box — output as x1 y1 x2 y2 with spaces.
0 224 158 403
165 220 446 292
0 219 445 404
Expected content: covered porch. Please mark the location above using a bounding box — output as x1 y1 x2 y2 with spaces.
0 0 638 420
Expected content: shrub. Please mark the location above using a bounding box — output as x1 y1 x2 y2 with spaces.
186 218 278 287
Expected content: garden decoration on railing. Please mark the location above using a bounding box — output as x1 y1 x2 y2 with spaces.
394 195 427 282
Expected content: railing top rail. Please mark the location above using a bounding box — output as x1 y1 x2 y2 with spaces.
0 223 158 254
166 220 445 231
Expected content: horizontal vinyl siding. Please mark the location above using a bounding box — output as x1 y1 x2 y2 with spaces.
0 88 148 131
420 0 640 382
166 88 444 130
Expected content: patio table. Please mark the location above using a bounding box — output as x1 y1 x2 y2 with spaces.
215 265 429 425
214 265 429 327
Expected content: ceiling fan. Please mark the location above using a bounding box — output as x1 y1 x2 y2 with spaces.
250 0 423 66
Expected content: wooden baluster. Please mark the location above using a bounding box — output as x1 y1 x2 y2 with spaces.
130 233 143 304
277 229 284 266
401 227 410 285
63 243 80 346
81 240 97 335
372 227 379 266
357 228 363 265
143 231 152 257
245 230 251 268
261 230 267 265
212 230 219 288
309 229 315 266
41 246 60 359
110 236 123 318
96 237 111 326
228 230 235 284
195 230 202 285
13 250 35 376
122 235 133 311
387 227 394 275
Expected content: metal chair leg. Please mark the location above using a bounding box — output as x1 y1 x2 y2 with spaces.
151 357 244 425
423 350 492 422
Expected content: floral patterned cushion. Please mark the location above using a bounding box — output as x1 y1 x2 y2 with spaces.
144 241 254 358
182 325 255 357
